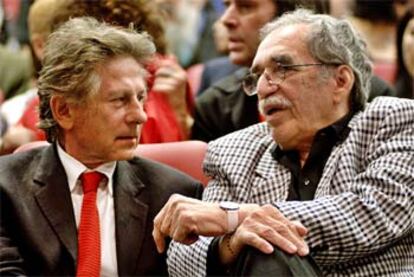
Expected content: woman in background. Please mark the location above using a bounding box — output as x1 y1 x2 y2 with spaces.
395 8 414 98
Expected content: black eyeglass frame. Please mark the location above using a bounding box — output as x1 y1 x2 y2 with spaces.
242 62 339 96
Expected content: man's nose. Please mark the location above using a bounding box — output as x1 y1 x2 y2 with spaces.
257 74 279 99
126 100 147 124
221 4 238 28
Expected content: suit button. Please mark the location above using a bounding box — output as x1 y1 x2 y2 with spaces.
304 179 310 186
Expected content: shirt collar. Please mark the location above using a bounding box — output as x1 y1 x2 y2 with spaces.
56 143 116 196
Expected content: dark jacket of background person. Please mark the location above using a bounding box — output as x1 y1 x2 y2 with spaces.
0 144 203 276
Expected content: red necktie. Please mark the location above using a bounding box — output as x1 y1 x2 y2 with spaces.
76 171 104 277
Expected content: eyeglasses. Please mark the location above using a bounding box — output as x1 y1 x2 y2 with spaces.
242 62 337 96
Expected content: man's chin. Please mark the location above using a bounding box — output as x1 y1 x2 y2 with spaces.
113 149 137 161
229 52 251 67
271 128 290 150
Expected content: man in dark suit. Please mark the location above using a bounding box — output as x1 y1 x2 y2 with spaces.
0 17 203 276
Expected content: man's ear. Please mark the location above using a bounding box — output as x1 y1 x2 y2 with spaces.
333 65 355 104
50 95 75 130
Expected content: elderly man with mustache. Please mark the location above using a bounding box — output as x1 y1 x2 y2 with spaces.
153 9 414 277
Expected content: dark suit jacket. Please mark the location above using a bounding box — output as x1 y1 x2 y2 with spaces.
192 68 395 142
0 144 203 276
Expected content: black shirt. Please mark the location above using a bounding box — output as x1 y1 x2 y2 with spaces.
271 112 353 201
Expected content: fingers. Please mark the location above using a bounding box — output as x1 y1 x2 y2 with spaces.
152 62 187 95
233 204 309 257
153 194 187 253
291 220 308 237
152 224 166 253
153 194 225 253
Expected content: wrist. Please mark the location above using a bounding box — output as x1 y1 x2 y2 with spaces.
218 233 238 265
219 201 240 233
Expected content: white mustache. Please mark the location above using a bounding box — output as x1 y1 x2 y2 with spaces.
258 95 292 115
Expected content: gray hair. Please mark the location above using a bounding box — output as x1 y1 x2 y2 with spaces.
38 17 156 142
261 9 372 111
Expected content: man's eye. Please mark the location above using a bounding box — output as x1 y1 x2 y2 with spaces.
237 4 253 13
137 94 147 103
112 97 125 102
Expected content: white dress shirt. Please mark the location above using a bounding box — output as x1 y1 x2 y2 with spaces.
57 144 118 277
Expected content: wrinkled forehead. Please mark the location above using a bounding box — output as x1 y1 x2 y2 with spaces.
252 24 311 69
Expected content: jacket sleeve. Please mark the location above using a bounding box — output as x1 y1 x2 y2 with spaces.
0 188 27 276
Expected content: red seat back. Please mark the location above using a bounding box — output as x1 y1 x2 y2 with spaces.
135 140 209 186
14 140 209 186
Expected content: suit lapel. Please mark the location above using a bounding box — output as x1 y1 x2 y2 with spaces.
253 143 291 202
33 144 78 261
113 161 148 276
315 113 362 197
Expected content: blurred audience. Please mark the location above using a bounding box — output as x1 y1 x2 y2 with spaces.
394 0 414 20
395 7 414 98
0 42 33 100
347 0 398 84
329 0 352 18
156 0 223 68
1 0 30 49
0 0 33 101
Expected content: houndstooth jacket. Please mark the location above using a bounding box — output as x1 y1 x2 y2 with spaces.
168 97 414 276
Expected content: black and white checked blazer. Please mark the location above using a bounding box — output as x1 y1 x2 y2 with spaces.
168 97 414 276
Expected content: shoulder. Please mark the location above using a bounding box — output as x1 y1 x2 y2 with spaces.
0 146 46 176
348 97 414 143
0 146 49 195
361 96 414 122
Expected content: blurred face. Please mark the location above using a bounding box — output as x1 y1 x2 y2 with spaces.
221 0 276 66
63 56 148 168
403 18 414 76
252 24 344 152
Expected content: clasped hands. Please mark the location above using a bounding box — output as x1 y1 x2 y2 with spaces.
152 194 309 264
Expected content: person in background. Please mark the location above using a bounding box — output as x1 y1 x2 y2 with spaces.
0 17 202 276
347 0 398 84
395 7 414 98
394 0 414 20
0 1 32 102
195 18 241 96
154 9 414 276
156 0 224 68
0 0 56 155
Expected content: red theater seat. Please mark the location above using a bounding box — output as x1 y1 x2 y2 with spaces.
14 140 209 186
